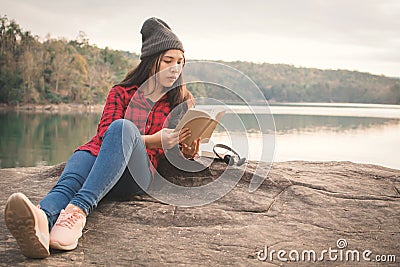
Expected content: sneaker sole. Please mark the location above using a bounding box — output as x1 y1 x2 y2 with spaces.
50 240 78 251
4 193 50 258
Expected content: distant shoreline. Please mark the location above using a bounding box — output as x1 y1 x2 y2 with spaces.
0 103 104 113
1 102 400 116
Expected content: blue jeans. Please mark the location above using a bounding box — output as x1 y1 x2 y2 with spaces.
39 119 152 230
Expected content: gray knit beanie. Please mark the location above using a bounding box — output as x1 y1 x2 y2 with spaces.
140 17 184 59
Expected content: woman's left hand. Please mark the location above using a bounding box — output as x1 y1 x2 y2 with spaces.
181 138 201 159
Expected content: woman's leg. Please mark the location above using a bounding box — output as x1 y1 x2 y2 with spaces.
49 119 152 250
105 167 146 200
39 150 96 230
4 151 96 259
69 119 152 215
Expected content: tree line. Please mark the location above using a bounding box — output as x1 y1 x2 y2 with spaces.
1 15 399 105
228 61 400 104
0 16 138 105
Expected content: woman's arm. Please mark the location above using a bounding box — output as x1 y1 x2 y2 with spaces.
142 128 191 149
143 131 200 160
142 134 161 149
143 93 197 155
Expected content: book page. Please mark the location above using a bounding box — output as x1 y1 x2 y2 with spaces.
179 117 213 145
214 109 226 122
174 108 211 131
175 107 226 146
210 106 226 121
199 120 219 143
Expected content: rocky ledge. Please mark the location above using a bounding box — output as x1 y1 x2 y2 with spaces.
0 160 399 266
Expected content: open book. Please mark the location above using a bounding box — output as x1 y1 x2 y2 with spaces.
175 107 226 146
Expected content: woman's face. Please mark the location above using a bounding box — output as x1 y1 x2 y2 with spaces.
157 49 184 88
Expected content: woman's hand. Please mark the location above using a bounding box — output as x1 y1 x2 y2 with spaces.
181 138 201 159
160 128 191 149
144 127 191 149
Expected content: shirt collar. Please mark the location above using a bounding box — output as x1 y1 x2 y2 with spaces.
134 89 168 109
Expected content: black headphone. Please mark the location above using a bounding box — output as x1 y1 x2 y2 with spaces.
213 144 246 166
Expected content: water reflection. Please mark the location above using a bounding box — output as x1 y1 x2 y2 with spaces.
274 122 400 170
1 109 399 169
273 114 399 134
219 113 399 134
0 111 100 168
210 120 400 170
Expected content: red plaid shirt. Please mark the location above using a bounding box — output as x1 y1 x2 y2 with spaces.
77 85 172 171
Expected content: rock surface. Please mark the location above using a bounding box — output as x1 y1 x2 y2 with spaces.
0 160 399 266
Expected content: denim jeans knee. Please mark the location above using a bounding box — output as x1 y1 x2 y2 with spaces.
39 119 152 229
69 119 152 215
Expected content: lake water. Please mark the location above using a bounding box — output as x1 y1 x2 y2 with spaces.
1 103 400 170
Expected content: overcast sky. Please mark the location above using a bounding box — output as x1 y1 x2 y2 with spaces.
2 0 400 77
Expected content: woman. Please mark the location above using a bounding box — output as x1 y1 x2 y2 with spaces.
4 17 200 259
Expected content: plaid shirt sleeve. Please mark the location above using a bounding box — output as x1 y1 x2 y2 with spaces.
125 91 172 171
77 86 189 176
76 85 136 156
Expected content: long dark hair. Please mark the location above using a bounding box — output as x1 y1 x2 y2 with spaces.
117 50 193 109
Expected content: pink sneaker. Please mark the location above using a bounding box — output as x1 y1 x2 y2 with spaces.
49 208 86 250
4 193 50 258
